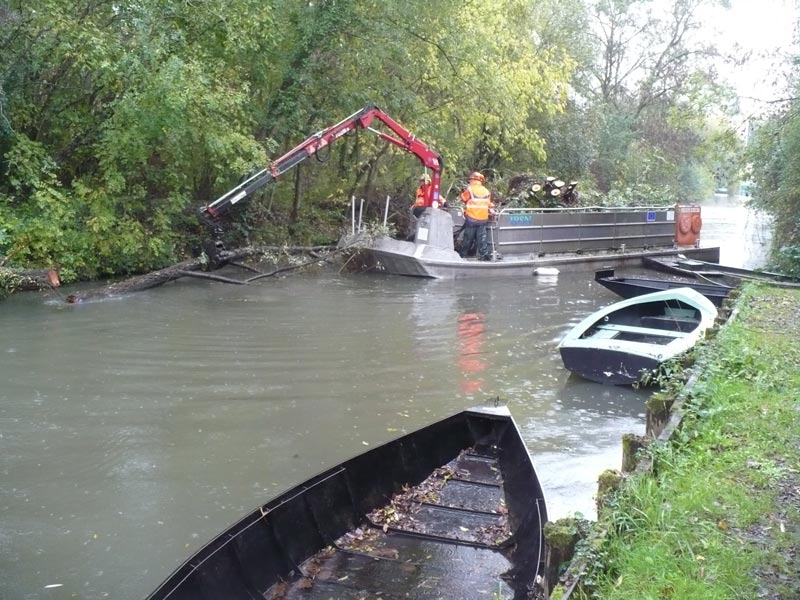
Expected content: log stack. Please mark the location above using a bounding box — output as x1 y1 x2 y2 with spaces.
0 267 60 298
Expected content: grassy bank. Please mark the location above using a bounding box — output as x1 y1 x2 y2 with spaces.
574 284 800 599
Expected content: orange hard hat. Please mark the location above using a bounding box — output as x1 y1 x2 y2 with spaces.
468 171 484 182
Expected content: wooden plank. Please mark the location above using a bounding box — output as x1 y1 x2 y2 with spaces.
596 323 686 338
591 328 619 339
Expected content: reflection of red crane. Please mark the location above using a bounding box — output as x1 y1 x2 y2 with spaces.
457 312 488 394
198 103 444 267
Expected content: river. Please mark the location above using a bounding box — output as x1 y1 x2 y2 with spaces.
0 195 771 599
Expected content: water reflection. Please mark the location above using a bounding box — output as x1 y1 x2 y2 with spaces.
456 296 490 394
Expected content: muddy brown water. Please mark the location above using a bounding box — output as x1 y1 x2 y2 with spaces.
0 196 770 599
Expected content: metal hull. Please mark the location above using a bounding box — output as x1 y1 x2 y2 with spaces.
595 269 733 307
643 256 800 288
559 346 661 386
364 237 721 280
349 205 720 279
557 288 718 385
146 405 547 600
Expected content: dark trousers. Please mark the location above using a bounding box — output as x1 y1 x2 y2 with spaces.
460 219 489 258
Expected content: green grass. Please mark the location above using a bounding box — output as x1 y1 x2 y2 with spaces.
577 285 800 600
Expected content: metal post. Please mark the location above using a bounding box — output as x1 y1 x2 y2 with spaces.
383 195 390 227
351 196 355 236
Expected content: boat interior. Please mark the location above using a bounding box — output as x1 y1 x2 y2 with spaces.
274 445 529 599
586 302 701 344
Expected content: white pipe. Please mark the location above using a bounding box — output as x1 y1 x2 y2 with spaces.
351 196 355 236
358 197 364 233
383 195 390 227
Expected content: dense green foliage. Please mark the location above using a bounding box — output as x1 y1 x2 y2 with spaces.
748 101 800 276
0 0 741 281
1 0 271 279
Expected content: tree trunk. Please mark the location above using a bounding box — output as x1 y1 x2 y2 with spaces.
290 163 302 224
0 267 61 295
64 244 342 303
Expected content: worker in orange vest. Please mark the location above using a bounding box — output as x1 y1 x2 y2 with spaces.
412 173 432 218
459 171 494 260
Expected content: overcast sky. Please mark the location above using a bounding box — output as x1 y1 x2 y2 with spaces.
704 0 798 113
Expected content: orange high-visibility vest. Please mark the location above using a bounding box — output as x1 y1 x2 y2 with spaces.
414 184 430 207
460 183 493 221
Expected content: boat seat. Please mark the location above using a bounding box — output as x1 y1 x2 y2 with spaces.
596 323 686 338
664 307 697 319
591 328 619 339
640 315 698 331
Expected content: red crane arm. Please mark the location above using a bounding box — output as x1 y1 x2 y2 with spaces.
201 103 443 220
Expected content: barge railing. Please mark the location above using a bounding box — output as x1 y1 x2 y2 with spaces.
451 206 678 255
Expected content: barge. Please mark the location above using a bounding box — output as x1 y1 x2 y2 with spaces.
355 204 719 279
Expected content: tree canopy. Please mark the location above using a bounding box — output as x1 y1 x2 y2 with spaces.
0 0 757 281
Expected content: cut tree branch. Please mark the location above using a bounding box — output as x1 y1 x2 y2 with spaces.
64 244 350 303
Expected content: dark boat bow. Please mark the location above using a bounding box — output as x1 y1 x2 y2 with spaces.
146 405 547 600
595 268 733 307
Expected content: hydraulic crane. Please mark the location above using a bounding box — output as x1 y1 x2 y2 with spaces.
198 103 444 267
